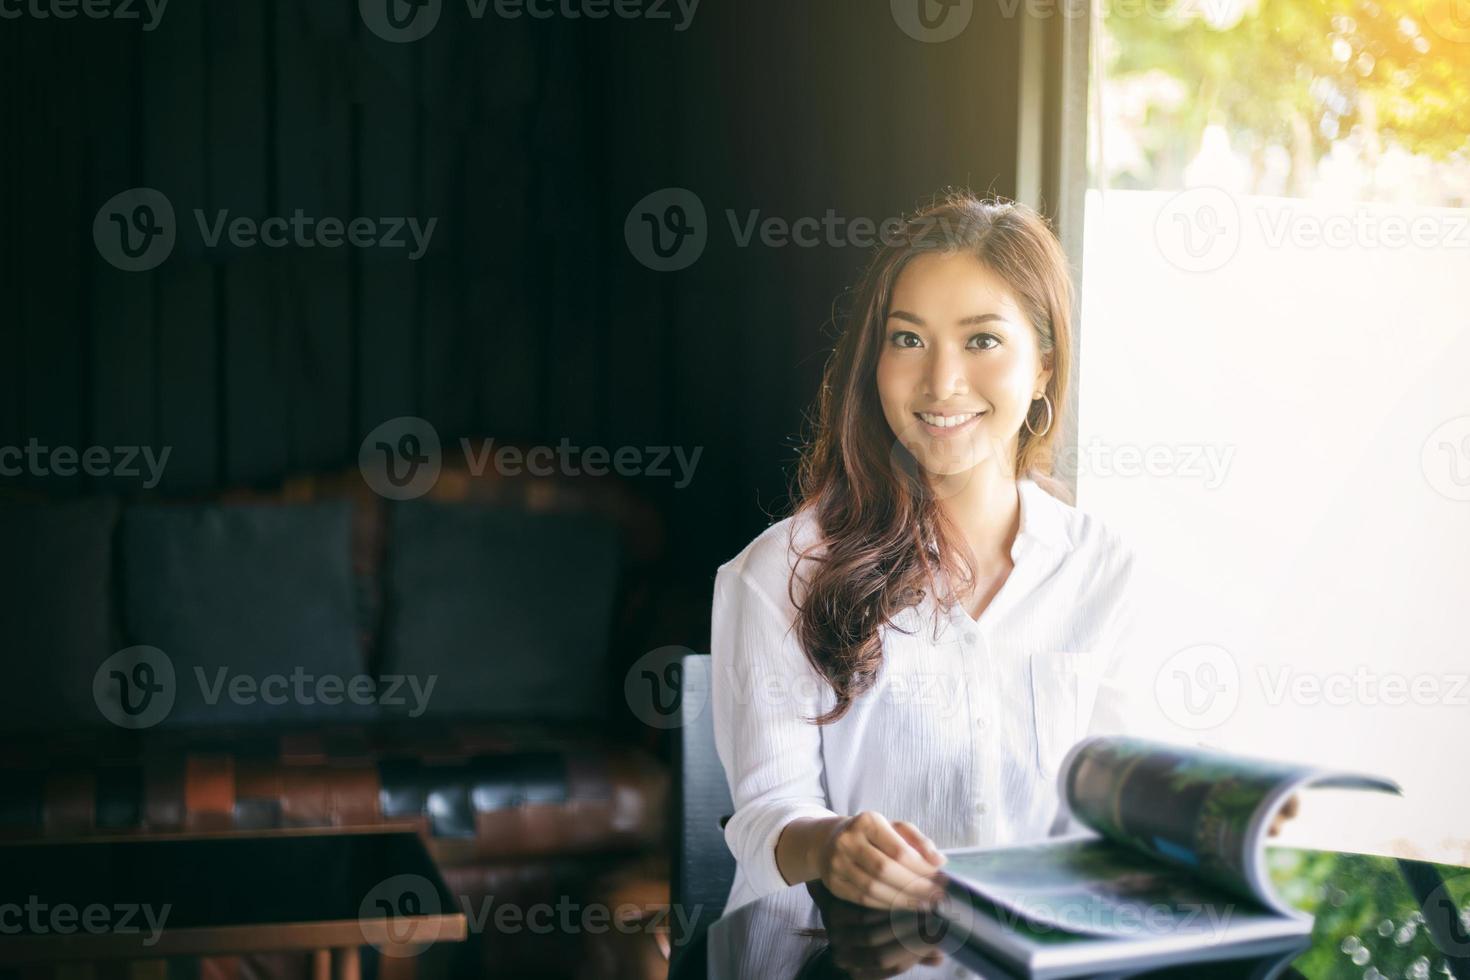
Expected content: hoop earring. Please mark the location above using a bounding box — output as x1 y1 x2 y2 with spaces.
1023 393 1053 438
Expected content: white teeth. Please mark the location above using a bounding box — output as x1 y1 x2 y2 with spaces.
918 412 979 428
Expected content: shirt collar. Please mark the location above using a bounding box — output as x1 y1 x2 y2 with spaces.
921 477 1071 564
1016 476 1071 552
920 478 1069 632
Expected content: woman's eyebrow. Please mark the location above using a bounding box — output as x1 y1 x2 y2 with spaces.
887 310 1009 327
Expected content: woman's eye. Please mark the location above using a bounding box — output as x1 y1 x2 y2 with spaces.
886 331 997 350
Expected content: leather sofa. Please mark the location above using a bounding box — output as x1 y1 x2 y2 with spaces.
0 457 675 979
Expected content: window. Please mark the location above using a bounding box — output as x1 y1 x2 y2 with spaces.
1080 0 1470 861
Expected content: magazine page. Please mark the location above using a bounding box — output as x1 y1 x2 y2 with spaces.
934 854 1316 978
939 835 1291 940
938 737 1399 938
1058 737 1399 913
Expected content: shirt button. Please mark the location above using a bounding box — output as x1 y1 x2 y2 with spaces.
963 631 978 644
974 801 988 815
975 717 987 730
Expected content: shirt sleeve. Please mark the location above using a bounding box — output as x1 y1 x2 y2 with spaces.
710 555 839 899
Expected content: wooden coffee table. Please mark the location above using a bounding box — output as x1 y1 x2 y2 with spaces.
0 828 467 979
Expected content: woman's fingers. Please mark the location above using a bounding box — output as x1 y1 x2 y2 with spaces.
893 820 947 867
865 817 946 908
860 812 943 879
831 870 925 911
844 836 936 892
823 812 947 911
829 872 900 909
1267 793 1301 838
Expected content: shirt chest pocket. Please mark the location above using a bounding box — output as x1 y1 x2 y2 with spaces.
1027 650 1103 779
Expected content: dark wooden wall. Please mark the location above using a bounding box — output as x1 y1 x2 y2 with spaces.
0 0 1021 605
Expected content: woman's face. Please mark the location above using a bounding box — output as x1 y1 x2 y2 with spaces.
875 250 1052 481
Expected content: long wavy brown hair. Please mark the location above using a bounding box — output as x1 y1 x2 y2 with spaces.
788 190 1075 725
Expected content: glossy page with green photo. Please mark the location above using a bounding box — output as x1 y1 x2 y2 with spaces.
938 737 1400 939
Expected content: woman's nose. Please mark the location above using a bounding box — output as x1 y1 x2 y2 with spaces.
923 344 969 399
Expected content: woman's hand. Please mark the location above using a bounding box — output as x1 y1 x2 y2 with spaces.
1267 793 1300 838
815 810 947 911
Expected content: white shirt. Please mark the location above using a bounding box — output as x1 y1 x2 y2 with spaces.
710 477 1143 914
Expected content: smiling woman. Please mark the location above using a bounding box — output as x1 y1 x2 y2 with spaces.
710 191 1154 918
785 192 1076 725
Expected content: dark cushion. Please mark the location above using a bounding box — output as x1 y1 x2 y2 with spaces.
381 502 622 721
0 497 118 732
118 501 372 727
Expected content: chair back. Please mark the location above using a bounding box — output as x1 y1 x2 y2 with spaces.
669 652 735 978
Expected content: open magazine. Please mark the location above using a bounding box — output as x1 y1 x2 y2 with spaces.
931 736 1400 978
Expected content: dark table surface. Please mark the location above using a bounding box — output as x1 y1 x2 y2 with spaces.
0 829 467 962
706 847 1470 979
